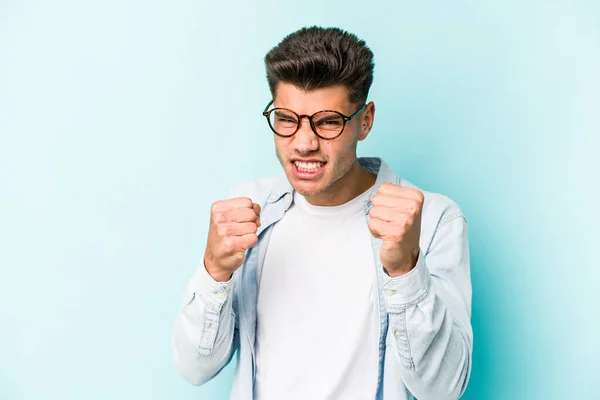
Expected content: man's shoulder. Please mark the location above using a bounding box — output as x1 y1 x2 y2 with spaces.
375 158 465 224
399 177 466 225
227 173 289 205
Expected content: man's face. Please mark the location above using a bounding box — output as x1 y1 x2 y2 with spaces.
272 83 373 204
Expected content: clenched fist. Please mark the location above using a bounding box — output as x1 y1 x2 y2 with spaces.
204 197 261 282
368 182 424 277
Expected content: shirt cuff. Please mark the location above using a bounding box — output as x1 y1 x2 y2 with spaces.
381 249 431 312
193 258 234 313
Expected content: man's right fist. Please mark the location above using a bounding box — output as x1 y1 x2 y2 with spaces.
204 197 261 282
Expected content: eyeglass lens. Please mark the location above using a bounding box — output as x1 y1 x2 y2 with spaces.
268 109 345 138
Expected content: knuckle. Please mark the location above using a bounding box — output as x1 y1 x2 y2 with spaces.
222 237 236 253
241 197 253 208
413 189 425 202
248 234 259 247
218 225 231 237
213 212 225 224
409 202 419 214
246 208 258 219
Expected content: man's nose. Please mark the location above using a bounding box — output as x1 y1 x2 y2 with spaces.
293 118 319 153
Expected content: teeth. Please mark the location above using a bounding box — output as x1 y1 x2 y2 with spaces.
294 161 324 170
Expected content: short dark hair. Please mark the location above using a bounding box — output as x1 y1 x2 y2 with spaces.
265 26 374 104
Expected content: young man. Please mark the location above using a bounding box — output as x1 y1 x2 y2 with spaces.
173 26 473 400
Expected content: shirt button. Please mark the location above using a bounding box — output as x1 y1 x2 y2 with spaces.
394 330 403 337
261 216 267 223
384 289 397 296
215 292 226 300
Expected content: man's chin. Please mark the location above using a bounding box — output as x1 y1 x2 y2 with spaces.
284 166 329 196
290 180 326 197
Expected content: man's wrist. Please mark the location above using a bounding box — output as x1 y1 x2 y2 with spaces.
384 264 414 278
203 253 233 282
209 269 233 283
383 249 419 278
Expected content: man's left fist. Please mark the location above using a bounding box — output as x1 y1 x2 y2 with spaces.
368 182 424 277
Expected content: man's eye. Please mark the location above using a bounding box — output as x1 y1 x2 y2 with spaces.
276 116 297 123
317 119 342 126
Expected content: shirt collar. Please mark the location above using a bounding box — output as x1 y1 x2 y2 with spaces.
266 157 400 209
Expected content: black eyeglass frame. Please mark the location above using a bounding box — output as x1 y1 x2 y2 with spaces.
262 100 366 140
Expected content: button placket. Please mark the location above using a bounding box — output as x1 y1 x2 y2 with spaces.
215 291 227 301
197 288 230 357
390 310 414 370
198 307 220 357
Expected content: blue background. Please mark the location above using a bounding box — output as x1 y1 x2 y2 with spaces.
1 0 598 399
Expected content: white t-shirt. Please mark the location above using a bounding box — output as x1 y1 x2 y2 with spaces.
254 187 379 400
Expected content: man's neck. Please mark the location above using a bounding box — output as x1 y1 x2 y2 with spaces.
304 160 377 207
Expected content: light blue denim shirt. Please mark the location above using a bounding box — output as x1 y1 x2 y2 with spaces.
173 157 473 400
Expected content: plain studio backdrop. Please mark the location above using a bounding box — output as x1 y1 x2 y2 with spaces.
0 1 598 399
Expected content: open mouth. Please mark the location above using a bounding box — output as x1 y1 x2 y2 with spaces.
291 160 327 179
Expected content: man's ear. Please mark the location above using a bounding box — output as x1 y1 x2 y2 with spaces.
359 101 376 141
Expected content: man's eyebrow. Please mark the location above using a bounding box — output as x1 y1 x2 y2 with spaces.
315 113 342 120
273 110 297 117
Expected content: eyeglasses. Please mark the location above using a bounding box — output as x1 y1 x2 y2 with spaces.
262 100 366 140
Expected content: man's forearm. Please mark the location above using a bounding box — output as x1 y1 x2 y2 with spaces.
382 214 473 399
172 259 238 385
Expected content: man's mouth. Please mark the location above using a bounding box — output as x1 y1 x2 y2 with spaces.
293 160 325 172
291 160 327 179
